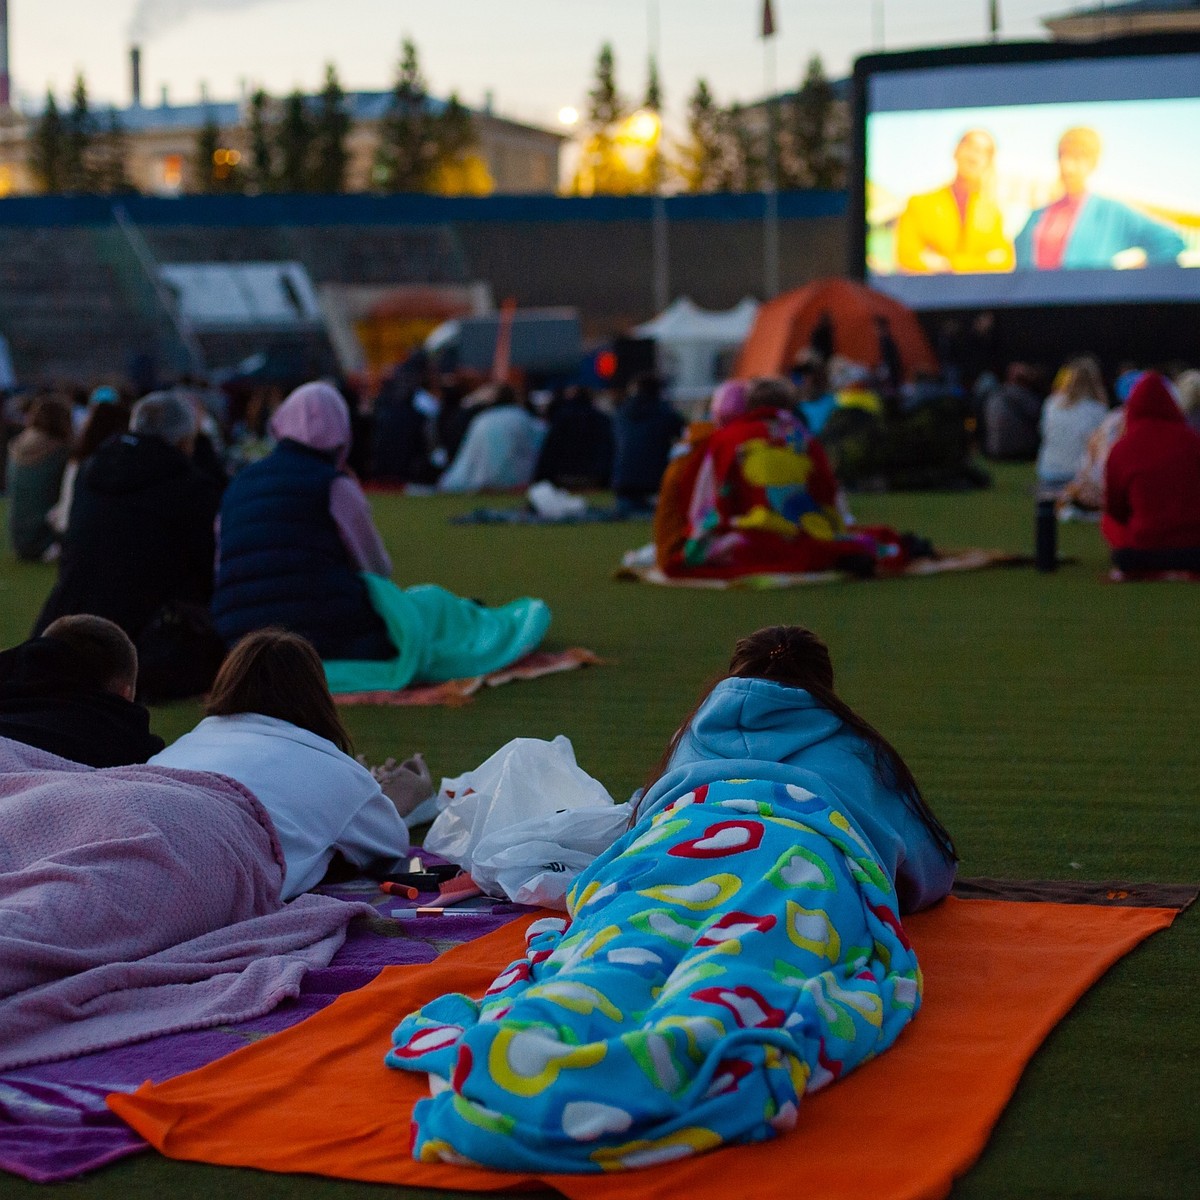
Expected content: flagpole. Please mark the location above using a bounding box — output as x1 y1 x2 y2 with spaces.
648 0 669 312
763 4 780 299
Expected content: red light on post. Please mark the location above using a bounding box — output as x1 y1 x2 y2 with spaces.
596 350 617 379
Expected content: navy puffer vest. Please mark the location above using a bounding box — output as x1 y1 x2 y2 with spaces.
211 440 393 659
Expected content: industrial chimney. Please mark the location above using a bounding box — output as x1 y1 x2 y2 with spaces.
130 45 142 108
0 0 12 110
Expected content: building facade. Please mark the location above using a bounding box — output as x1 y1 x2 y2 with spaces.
0 89 562 197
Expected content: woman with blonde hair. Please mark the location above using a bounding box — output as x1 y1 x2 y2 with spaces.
1036 356 1109 493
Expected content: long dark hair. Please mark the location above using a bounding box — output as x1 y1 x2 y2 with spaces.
641 626 956 861
205 628 354 755
73 401 130 463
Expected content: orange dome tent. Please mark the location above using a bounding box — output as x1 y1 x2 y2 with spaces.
734 278 938 382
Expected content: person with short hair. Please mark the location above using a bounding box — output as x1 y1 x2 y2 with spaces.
33 392 223 664
5 395 73 562
1015 127 1186 270
150 629 426 900
894 129 1014 275
0 614 164 767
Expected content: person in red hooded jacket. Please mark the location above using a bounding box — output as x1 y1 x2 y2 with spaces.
1103 372 1200 573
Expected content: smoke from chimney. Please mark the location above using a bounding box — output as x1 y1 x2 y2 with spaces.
128 0 292 43
131 45 143 108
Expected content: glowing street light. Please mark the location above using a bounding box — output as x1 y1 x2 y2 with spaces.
624 108 661 145
558 105 580 127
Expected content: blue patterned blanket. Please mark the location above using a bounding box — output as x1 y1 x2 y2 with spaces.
387 778 922 1172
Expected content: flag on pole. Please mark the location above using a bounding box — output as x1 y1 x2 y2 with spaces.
761 0 777 39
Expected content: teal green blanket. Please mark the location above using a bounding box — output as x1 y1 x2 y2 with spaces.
323 575 552 695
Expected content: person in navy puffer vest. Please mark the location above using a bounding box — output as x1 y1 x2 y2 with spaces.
212 382 396 660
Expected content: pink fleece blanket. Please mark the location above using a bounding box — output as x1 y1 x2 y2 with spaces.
0 736 372 1073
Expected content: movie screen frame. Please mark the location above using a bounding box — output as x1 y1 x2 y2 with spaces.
849 34 1200 311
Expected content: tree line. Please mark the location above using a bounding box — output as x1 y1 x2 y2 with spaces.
26 41 488 196
25 38 846 197
573 43 847 196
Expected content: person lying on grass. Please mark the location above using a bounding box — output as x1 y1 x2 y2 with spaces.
151 628 431 900
386 624 957 1172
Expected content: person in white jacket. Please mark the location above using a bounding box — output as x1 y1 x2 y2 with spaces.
150 628 431 900
1036 357 1109 493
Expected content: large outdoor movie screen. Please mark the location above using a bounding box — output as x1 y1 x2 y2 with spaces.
863 51 1200 308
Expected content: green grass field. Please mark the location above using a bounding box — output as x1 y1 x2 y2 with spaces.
2 464 1196 1199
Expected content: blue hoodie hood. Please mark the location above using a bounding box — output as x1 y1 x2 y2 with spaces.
650 677 955 913
668 677 843 769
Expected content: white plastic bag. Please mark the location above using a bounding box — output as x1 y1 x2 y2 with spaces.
472 805 632 908
422 736 628 909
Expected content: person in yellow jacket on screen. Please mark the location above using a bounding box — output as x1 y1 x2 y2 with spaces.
894 129 1014 275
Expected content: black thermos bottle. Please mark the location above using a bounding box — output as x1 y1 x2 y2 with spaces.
1035 498 1058 572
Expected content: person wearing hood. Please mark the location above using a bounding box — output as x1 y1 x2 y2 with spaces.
0 615 163 767
1102 372 1200 573
6 395 73 562
33 392 222 649
610 372 684 515
211 381 395 660
386 626 953 1172
668 377 899 579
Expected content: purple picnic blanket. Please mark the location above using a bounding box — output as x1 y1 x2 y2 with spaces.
0 735 373 1078
0 875 521 1182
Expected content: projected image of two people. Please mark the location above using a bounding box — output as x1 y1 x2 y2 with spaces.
868 102 1200 276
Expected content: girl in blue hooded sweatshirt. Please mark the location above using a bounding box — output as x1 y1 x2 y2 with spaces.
388 626 957 1174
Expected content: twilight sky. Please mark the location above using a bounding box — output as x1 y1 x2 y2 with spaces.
13 0 1075 128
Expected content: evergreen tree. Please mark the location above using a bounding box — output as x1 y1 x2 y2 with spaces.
276 90 314 192
311 64 350 193
644 57 662 112
572 42 642 195
375 38 440 191
62 73 95 191
588 43 624 129
680 79 727 193
247 89 277 193
29 91 66 193
427 91 490 195
719 103 765 192
790 55 846 189
92 108 134 194
193 114 221 193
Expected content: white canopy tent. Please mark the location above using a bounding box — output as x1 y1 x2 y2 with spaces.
634 296 759 414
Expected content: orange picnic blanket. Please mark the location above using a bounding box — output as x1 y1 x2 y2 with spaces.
110 897 1177 1200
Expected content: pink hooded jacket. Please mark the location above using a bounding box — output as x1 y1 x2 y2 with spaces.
220 382 392 577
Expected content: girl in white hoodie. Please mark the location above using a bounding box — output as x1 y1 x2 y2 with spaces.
151 628 429 899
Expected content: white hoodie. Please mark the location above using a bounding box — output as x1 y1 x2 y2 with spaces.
150 713 409 899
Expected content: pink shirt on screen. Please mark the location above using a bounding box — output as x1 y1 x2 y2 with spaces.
1033 194 1085 270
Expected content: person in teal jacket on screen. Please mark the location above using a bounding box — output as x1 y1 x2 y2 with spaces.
1014 126 1187 271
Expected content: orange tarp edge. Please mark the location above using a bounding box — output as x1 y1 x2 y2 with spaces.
110 898 1177 1200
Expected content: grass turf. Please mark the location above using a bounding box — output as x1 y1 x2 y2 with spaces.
1 463 1195 1199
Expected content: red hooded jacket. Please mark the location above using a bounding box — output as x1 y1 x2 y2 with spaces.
1103 373 1200 551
